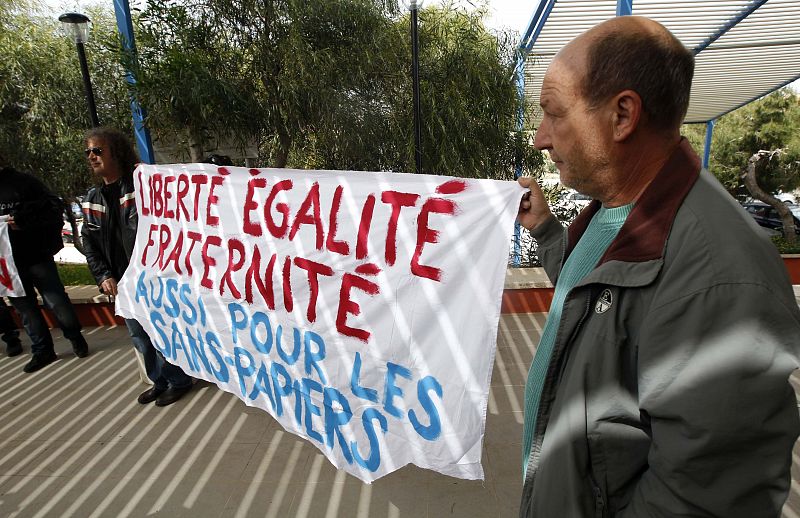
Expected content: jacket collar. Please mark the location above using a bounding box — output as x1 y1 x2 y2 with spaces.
566 137 701 266
97 172 134 188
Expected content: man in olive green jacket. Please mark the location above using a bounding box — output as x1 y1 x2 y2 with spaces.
517 16 800 517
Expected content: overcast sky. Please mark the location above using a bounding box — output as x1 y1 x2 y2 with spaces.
455 0 534 35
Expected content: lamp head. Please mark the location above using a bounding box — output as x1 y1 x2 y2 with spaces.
58 12 91 44
401 0 425 10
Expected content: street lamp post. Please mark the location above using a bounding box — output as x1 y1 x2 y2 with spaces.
405 0 424 175
59 12 99 127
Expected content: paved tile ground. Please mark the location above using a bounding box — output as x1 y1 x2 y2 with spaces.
1 310 798 517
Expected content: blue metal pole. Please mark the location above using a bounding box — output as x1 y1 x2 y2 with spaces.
512 55 527 267
523 0 557 54
703 120 715 170
112 0 155 164
516 0 558 267
693 0 768 54
616 0 633 16
514 58 526 165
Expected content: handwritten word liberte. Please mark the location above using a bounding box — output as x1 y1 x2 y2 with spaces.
136 167 466 343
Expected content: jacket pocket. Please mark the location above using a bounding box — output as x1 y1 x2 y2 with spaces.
587 422 649 514
587 434 608 518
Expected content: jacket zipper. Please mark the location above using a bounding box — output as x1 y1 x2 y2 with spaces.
593 483 605 518
525 288 594 487
523 231 571 484
100 189 111 275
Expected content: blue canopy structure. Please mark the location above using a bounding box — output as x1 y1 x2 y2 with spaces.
516 0 800 167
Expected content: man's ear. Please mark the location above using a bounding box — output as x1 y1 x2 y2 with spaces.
610 89 642 142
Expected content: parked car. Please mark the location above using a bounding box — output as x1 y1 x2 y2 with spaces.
61 222 74 244
742 202 800 235
788 203 800 220
565 190 593 209
70 201 83 221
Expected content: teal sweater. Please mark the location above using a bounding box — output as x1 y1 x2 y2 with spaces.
522 204 633 478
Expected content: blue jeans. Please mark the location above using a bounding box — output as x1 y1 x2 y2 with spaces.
125 317 192 390
7 259 82 356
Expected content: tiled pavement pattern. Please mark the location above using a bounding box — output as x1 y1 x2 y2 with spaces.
1 308 799 517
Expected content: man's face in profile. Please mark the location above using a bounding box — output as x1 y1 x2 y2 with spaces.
86 137 114 179
533 46 612 198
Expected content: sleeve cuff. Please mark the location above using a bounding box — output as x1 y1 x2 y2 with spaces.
529 214 563 242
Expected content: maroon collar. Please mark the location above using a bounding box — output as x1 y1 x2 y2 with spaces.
565 138 701 265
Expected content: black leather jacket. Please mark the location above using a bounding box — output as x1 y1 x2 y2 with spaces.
80 174 138 286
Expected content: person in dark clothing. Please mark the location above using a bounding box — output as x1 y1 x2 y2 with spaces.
0 299 22 357
203 154 233 166
0 164 89 372
80 127 193 407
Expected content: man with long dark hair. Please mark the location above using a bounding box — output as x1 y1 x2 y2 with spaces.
81 127 193 406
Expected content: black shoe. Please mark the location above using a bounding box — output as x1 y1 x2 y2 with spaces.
6 341 22 357
23 353 58 373
71 336 89 358
137 387 166 404
155 385 192 407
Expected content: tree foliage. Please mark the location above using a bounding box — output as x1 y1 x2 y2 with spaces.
288 3 542 178
221 0 402 169
0 2 133 199
683 88 800 241
132 0 263 161
400 5 541 178
132 0 543 177
2 0 543 206
684 88 800 196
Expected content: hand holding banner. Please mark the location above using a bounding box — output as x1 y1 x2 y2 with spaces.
116 165 524 482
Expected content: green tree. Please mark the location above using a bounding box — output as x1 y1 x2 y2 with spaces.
705 89 800 242
408 5 540 178
0 3 133 199
709 89 800 196
200 0 405 168
3 0 544 193
292 4 543 178
133 0 543 178
681 123 705 160
131 0 263 162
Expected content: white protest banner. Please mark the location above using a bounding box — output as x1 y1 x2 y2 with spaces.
116 164 524 482
0 219 25 297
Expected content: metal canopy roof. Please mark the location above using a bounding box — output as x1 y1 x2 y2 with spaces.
519 0 800 125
